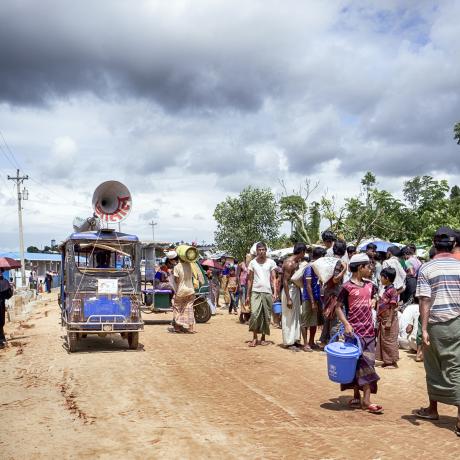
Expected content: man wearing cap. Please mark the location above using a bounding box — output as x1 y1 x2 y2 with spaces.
414 227 460 436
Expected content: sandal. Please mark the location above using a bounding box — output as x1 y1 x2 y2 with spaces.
364 404 384 414
414 408 439 420
455 424 460 437
248 340 258 348
302 345 313 352
348 398 361 408
167 327 183 334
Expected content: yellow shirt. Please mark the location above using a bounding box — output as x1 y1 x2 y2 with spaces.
173 261 195 297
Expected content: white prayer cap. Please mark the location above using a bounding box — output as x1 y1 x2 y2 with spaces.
349 253 370 264
165 250 178 259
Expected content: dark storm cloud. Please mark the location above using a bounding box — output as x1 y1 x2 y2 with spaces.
0 1 287 113
1 0 460 183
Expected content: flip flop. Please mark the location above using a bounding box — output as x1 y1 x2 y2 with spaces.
348 398 361 408
302 346 313 352
248 340 258 348
364 404 384 414
286 345 300 352
167 327 183 334
414 408 439 420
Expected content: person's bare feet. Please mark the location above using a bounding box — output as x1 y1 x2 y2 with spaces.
382 362 398 369
302 345 313 352
248 339 258 347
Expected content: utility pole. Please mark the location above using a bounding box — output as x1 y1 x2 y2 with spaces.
8 169 29 288
149 221 157 265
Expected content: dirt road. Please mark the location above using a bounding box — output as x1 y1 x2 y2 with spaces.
1 294 458 459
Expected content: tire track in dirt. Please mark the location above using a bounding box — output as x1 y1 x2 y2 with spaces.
1 297 460 459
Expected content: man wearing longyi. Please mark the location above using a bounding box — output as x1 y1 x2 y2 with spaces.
281 242 307 351
414 227 460 437
245 242 277 347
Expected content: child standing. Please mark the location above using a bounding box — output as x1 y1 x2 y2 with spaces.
376 267 399 368
227 266 238 315
335 253 383 414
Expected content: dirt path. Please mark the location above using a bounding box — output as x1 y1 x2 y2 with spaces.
1 295 458 459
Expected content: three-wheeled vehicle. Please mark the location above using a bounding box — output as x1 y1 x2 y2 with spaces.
59 229 144 352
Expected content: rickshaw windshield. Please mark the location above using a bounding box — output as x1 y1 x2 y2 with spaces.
72 241 135 274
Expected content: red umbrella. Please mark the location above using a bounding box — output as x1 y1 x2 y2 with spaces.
200 259 224 270
0 257 22 269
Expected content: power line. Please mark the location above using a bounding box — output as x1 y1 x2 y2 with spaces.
0 130 21 170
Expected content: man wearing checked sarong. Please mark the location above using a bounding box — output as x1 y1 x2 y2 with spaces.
414 227 460 437
245 242 278 348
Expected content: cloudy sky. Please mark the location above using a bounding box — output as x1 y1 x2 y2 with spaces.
1 0 459 251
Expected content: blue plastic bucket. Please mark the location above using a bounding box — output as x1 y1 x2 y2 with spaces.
272 301 282 314
324 332 362 384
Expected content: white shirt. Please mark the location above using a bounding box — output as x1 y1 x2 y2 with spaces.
382 256 406 291
326 247 334 257
399 303 419 343
248 258 276 294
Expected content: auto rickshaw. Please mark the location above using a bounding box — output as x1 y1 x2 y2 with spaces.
59 229 144 352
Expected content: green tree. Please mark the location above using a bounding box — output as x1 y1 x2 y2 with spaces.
402 176 451 244
450 185 460 200
454 121 460 145
213 187 280 261
26 246 41 253
279 195 307 235
278 179 319 245
306 201 321 243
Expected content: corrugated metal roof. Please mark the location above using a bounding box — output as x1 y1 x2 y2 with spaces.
0 252 62 261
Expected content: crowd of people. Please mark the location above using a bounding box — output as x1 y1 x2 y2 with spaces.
199 227 459 435
112 226 460 436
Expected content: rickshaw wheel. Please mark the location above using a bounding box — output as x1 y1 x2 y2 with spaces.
128 332 139 350
67 332 78 352
194 296 211 323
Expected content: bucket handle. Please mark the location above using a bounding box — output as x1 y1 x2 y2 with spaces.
328 324 362 356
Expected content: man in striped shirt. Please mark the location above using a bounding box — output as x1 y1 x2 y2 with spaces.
414 227 460 436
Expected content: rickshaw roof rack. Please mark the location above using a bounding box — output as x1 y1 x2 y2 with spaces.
67 231 139 242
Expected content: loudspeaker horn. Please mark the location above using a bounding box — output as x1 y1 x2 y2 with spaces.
92 181 132 223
